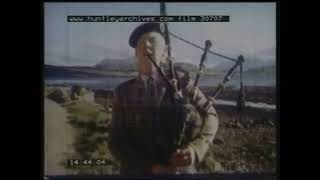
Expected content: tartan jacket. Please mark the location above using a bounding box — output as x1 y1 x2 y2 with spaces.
108 70 219 175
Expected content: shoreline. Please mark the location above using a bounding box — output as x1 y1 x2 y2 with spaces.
44 84 276 106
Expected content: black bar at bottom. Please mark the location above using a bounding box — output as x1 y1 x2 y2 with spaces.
45 173 275 180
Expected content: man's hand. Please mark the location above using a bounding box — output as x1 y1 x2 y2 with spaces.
169 78 184 100
169 147 195 167
152 164 177 174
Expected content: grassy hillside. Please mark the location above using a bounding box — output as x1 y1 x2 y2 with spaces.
44 86 276 175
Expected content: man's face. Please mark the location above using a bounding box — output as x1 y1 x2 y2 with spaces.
135 32 167 75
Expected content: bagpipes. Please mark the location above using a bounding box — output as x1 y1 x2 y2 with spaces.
159 2 246 108
148 2 246 165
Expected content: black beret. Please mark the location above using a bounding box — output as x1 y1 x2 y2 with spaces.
129 22 163 48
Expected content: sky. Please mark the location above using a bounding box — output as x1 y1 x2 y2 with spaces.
44 2 276 67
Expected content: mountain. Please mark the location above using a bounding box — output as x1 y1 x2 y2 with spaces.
231 65 276 87
207 47 276 73
44 64 276 87
199 64 276 88
244 65 276 76
94 57 136 71
94 57 198 72
208 56 275 73
44 63 142 79
44 65 106 78
174 62 198 72
243 65 276 86
161 62 198 72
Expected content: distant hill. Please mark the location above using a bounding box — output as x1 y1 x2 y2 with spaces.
174 62 198 72
244 65 276 76
243 65 276 86
44 64 135 78
44 65 103 78
94 57 198 72
161 62 198 72
209 56 276 73
45 58 198 79
232 65 276 87
199 64 276 87
45 57 275 87
94 57 136 71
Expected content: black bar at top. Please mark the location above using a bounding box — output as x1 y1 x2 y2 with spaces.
67 16 230 22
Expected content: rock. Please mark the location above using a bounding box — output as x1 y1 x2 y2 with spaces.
262 136 268 141
230 121 243 129
107 106 112 112
267 120 275 127
71 85 84 100
243 123 250 129
70 85 95 103
47 88 71 104
249 119 255 126
213 161 223 172
82 91 95 103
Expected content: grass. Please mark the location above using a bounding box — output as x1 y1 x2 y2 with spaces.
209 126 276 173
60 100 119 175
